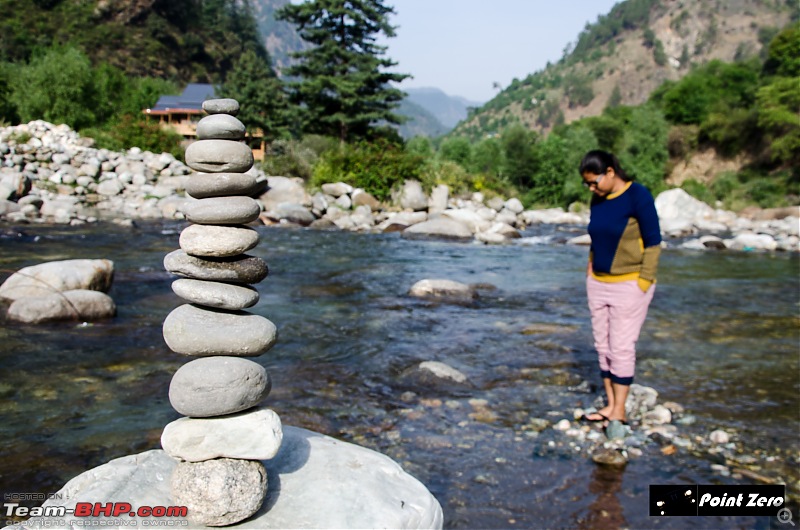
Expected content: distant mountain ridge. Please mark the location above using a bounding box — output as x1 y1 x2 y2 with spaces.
396 87 484 138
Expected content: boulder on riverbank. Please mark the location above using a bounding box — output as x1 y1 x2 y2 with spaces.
12 426 443 530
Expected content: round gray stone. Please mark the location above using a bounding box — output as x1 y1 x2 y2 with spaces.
164 250 268 284
185 140 254 173
202 98 240 116
161 407 282 461
162 304 277 356
168 356 271 417
171 458 267 527
179 224 259 258
185 172 261 199
196 114 246 140
182 196 261 225
171 278 259 310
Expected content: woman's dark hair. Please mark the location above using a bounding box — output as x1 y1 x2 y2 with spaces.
578 150 631 181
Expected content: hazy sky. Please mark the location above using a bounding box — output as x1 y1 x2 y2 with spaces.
378 0 621 103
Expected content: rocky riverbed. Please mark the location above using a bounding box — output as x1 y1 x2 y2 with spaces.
1 121 798 252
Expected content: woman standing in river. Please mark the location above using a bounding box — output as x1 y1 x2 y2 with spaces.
578 150 661 438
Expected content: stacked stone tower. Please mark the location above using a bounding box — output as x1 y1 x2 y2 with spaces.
161 99 281 526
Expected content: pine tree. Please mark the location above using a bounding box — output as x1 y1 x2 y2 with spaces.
276 0 409 143
220 49 295 142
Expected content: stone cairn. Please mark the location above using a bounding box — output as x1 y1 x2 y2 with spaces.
160 99 282 527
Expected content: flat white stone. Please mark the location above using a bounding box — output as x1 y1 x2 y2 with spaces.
162 407 282 461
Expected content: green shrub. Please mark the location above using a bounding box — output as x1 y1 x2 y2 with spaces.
261 139 320 181
746 177 787 207
680 179 715 204
311 139 426 200
710 171 739 200
85 115 184 159
419 160 467 194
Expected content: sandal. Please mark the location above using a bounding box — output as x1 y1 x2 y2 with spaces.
580 412 609 423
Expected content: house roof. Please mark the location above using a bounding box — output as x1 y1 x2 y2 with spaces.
150 83 216 112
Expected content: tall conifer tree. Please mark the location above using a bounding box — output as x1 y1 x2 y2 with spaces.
276 0 409 142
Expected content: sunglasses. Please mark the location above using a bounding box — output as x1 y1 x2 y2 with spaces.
582 173 604 188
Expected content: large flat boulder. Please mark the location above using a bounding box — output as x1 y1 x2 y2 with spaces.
0 259 114 302
11 426 443 529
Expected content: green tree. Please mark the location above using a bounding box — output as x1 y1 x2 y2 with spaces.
501 124 538 189
220 49 294 141
277 0 409 142
405 136 434 159
439 136 472 168
469 137 504 178
756 76 800 165
0 61 19 123
618 105 669 193
9 46 96 129
763 22 800 77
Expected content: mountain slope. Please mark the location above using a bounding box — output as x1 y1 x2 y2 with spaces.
452 0 797 140
404 87 483 129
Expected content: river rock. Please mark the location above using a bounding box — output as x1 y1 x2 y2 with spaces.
398 179 428 211
163 304 277 357
351 189 380 210
185 172 261 199
263 202 316 225
195 114 246 141
164 249 268 284
591 447 628 466
321 182 353 198
505 198 524 214
258 176 312 210
428 184 449 213
726 232 778 251
168 356 271 417
418 361 468 384
161 407 282 461
0 259 114 302
22 426 443 529
709 429 730 444
378 211 428 231
6 289 116 324
171 278 259 310
202 98 239 116
185 140 254 174
181 196 261 225
401 217 473 241
409 279 475 301
172 458 267 526
179 224 259 257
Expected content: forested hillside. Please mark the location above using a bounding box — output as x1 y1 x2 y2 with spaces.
453 0 797 139
0 0 266 83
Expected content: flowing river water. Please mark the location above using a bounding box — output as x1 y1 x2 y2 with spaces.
0 221 798 529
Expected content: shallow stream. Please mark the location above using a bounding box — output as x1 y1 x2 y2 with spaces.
1 222 798 529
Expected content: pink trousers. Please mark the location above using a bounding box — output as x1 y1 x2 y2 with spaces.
586 276 655 385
